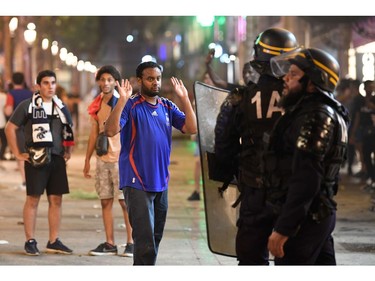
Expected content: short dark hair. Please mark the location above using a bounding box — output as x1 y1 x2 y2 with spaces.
136 61 162 78
351 79 361 89
95 65 121 82
36 70 56 85
12 72 25 85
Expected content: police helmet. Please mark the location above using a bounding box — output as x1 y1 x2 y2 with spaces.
250 28 299 75
270 47 340 93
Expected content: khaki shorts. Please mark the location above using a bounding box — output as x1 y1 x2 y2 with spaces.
95 157 123 200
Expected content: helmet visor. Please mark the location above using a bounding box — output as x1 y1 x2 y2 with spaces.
270 47 309 78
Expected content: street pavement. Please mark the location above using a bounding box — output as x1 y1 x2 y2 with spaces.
1 137 375 279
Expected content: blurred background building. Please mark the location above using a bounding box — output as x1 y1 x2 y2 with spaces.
1 16 375 137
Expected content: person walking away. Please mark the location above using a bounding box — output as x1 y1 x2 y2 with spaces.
84 65 133 257
6 72 33 189
105 61 197 265
0 78 13 165
348 79 367 179
335 79 356 176
358 80 375 191
214 27 299 265
265 47 349 265
5 70 75 256
187 131 201 201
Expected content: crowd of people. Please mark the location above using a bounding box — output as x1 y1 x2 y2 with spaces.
2 61 197 265
1 26 374 266
336 78 375 188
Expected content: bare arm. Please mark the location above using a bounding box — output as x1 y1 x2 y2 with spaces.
4 104 13 117
170 77 197 135
205 50 228 89
64 145 73 162
83 119 99 178
5 121 29 162
104 79 132 137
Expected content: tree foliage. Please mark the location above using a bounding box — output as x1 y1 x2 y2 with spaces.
34 16 101 58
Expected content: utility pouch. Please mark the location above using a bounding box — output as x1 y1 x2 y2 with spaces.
95 132 109 156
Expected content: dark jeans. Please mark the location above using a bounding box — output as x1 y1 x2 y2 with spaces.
124 187 168 265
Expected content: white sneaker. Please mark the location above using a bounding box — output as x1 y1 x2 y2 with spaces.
16 183 26 191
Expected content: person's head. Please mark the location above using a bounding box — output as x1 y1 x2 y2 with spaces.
242 62 259 84
270 47 340 108
55 84 67 101
250 27 299 76
363 80 375 96
350 79 361 94
95 65 121 95
129 76 140 94
136 61 163 98
36 70 57 101
12 72 25 86
335 78 352 100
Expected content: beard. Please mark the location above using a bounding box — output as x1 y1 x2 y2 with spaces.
277 88 304 109
142 88 159 98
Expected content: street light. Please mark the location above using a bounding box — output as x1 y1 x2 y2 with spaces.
8 17 18 74
51 41 59 70
41 38 50 69
42 38 49 50
8 17 18 35
24 23 37 87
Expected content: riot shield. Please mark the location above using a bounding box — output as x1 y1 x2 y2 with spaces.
193 81 239 258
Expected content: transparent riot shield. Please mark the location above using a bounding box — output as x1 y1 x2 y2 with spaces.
193 81 239 258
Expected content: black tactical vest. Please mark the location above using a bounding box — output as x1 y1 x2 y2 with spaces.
263 93 349 221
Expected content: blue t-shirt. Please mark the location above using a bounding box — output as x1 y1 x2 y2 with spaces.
9 88 33 110
119 94 186 192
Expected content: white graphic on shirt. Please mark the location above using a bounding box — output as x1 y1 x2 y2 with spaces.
165 113 170 127
152 111 158 116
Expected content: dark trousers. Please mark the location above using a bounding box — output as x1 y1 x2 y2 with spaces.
236 214 274 265
124 187 168 265
346 143 356 175
0 128 7 159
235 187 275 265
274 213 336 265
362 135 375 182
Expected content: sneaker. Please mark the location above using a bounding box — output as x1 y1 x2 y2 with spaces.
187 191 200 201
89 242 117 256
25 239 40 256
362 181 375 192
46 238 73 255
15 183 26 191
121 243 134 257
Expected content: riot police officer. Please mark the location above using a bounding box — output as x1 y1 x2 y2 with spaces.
265 47 349 264
214 27 299 265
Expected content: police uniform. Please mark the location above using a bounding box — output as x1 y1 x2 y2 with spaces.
213 27 299 265
214 75 284 265
263 91 349 264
